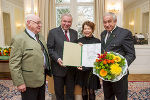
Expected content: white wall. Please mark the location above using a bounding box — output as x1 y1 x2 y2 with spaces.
129 45 150 74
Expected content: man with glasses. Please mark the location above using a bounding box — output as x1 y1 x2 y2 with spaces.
9 14 51 100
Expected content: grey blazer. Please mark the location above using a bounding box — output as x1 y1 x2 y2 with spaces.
101 26 136 66
47 26 78 77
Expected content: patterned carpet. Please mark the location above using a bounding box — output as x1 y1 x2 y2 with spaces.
0 80 150 100
95 81 150 100
0 80 52 100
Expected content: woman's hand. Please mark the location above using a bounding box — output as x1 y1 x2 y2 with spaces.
77 66 82 70
78 42 83 46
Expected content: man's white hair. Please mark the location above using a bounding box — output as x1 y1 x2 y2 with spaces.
103 12 117 22
25 14 39 24
61 13 73 21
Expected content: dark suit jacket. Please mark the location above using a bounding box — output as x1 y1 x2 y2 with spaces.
47 26 78 77
101 26 136 66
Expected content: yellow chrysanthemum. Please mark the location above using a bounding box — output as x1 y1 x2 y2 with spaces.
109 54 115 59
110 63 122 75
113 56 121 62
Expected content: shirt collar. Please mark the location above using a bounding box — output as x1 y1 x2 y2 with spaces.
26 28 37 40
107 25 117 33
61 27 69 34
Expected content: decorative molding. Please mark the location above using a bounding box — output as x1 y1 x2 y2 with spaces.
141 1 149 13
125 0 149 12
2 0 11 13
135 45 150 49
2 0 24 11
5 0 24 8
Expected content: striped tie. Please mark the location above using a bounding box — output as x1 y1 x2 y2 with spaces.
65 31 69 42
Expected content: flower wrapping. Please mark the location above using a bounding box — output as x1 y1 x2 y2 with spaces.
93 52 128 82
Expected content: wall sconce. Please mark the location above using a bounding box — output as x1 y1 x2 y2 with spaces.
129 21 134 26
16 23 22 29
23 24 25 28
108 2 120 13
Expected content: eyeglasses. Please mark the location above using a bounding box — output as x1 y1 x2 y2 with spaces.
30 20 42 25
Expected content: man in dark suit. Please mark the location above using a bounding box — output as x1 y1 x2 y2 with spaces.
9 14 51 100
47 13 78 100
101 12 136 100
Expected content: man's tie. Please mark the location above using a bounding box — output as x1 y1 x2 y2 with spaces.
65 31 69 42
35 34 44 51
106 31 111 43
35 34 49 69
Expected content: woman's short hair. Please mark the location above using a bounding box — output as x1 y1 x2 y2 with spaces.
82 20 95 33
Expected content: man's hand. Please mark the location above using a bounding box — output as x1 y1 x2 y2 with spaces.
57 58 66 67
17 84 26 92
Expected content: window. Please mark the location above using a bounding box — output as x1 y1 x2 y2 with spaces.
56 0 94 37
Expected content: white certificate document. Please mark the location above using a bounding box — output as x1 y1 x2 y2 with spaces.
63 41 101 67
82 43 101 67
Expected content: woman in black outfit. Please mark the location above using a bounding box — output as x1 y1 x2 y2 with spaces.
76 21 101 100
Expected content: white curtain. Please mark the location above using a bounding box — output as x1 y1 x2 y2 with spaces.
94 0 105 39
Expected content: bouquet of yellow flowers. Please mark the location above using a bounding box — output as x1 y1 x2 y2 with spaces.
93 52 128 82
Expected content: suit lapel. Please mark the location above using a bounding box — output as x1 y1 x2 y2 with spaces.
38 34 51 75
101 31 107 49
104 27 119 49
69 29 75 42
24 29 35 40
58 26 67 41
58 26 75 42
105 32 116 46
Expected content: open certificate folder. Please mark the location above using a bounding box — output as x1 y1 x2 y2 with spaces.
63 41 101 67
